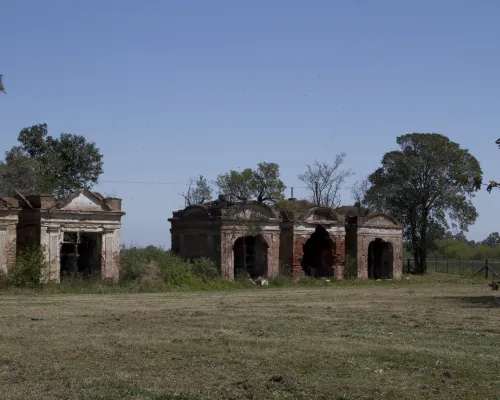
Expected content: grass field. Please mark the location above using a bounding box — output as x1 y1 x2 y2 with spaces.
0 275 499 399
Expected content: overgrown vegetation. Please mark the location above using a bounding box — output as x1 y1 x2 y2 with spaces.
4 246 47 288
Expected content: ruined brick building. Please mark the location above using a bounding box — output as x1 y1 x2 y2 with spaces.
0 189 125 282
169 197 403 280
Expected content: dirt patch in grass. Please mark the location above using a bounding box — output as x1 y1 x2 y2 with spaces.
0 281 499 399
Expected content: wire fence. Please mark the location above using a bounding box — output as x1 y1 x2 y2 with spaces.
405 258 500 279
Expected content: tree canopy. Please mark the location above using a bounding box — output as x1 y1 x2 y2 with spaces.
364 133 482 273
297 153 353 209
1 123 104 198
215 162 286 203
181 175 213 206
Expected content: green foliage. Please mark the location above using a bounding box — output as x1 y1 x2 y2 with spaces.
8 246 47 288
181 175 213 206
482 232 500 247
2 123 103 197
365 133 482 273
215 162 286 203
120 246 220 286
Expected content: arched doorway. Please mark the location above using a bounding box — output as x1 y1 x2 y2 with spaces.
301 225 335 277
233 235 268 278
368 239 394 279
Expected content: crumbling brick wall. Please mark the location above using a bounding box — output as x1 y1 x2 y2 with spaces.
291 232 346 279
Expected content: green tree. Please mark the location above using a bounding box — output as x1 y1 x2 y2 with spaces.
2 123 103 198
482 232 500 247
215 162 286 203
364 133 482 273
181 175 213 206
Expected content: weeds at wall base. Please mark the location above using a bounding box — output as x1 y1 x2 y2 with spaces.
0 245 489 295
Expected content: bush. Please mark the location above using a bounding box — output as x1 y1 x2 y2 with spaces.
8 246 47 288
120 246 221 286
190 258 219 281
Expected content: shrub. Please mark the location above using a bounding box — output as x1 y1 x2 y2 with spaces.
8 246 47 288
120 246 221 286
190 258 219 281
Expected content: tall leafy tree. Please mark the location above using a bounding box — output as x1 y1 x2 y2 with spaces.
364 133 482 273
482 232 500 247
215 162 286 203
1 123 104 198
181 175 213 206
298 153 353 208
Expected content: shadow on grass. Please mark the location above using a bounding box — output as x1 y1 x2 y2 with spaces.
439 295 500 308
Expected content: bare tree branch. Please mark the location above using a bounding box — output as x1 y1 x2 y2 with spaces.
0 74 5 94
297 153 353 208
351 177 370 206
180 175 213 206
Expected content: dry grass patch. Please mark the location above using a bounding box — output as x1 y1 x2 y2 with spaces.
0 280 499 399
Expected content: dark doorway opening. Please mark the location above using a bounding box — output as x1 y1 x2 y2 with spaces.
60 232 102 280
368 239 393 279
233 235 268 278
301 225 335 277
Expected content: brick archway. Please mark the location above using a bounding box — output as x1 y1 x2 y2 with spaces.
233 234 269 279
301 225 335 277
367 238 393 279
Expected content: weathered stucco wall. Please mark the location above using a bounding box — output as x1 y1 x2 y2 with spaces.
39 217 122 283
356 227 403 279
0 204 20 274
218 225 280 281
0 219 19 273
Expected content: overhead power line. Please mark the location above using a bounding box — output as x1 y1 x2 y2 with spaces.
98 179 357 190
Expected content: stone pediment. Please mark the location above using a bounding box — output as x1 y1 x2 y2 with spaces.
181 205 210 219
225 203 274 221
361 214 400 228
56 190 110 212
303 207 340 224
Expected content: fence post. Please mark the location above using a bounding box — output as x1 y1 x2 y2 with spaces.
407 258 410 273
485 258 489 280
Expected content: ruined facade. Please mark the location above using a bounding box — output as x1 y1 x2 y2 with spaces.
0 197 21 274
0 189 125 283
169 197 403 281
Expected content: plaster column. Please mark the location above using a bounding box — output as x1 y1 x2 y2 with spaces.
112 228 121 281
264 233 280 278
356 234 369 278
388 237 403 279
102 228 116 281
0 224 7 274
43 226 61 283
220 231 234 280
333 235 345 279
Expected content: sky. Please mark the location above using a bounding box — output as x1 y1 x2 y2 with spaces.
1 0 499 247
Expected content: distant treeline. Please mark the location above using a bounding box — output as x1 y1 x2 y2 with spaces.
405 232 500 261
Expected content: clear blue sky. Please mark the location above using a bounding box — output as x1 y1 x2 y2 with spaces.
1 0 499 247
